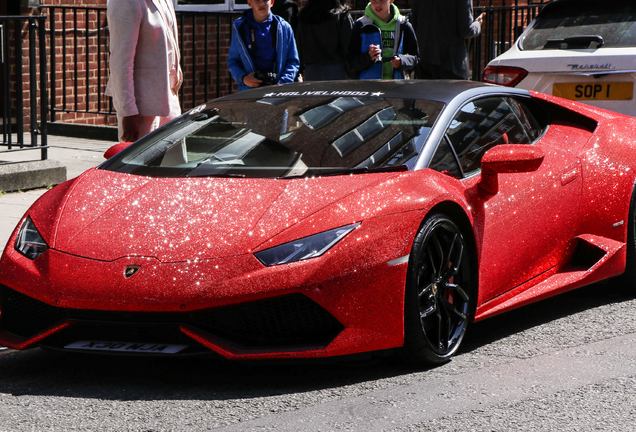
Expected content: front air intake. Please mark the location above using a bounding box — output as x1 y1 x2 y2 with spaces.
0 286 343 350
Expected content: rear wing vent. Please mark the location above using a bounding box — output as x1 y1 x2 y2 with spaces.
540 100 598 133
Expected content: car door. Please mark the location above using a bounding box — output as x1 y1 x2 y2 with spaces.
430 96 582 305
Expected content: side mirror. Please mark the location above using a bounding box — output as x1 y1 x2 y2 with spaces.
103 142 133 160
479 145 544 194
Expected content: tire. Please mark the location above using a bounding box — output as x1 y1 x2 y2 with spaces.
621 181 636 287
401 213 476 365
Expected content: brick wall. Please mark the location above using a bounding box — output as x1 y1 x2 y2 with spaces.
178 12 240 109
13 0 543 130
30 0 242 127
29 0 111 127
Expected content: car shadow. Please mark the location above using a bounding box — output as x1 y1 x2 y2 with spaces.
0 279 632 401
0 346 417 401
459 278 635 354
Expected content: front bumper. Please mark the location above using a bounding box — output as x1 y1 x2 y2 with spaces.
0 285 345 357
0 242 409 360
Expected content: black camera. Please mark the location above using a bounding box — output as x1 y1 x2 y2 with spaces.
254 71 277 86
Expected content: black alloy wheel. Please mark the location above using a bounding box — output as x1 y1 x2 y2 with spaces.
401 213 475 365
621 180 636 287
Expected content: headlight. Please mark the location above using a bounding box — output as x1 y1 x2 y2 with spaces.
15 216 49 260
255 223 360 266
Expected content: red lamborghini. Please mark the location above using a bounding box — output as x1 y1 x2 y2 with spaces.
2 80 636 365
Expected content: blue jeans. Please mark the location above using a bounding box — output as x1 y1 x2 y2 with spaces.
304 63 349 81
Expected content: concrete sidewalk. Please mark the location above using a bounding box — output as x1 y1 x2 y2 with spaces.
0 135 116 250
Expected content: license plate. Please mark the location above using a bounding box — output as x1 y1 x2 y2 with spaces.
65 340 188 354
553 82 633 101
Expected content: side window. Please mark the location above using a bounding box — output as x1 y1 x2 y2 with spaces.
429 137 462 179
446 97 530 177
505 97 547 142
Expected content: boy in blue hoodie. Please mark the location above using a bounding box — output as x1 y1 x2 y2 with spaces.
345 0 419 80
228 0 300 91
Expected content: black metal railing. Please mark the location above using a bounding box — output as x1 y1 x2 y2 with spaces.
0 15 48 159
46 6 111 120
472 4 543 80
175 11 242 107
37 3 543 129
42 6 242 123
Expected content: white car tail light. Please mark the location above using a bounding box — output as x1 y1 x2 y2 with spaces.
482 66 528 87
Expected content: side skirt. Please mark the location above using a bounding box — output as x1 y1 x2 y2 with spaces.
474 234 626 322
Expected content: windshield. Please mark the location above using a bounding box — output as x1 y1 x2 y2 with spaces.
101 96 444 179
521 2 636 50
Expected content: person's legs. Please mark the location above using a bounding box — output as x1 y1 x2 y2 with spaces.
157 90 181 128
114 79 181 141
137 116 161 137
304 64 321 81
116 110 126 142
416 63 464 80
115 111 160 142
304 63 349 81
321 63 349 81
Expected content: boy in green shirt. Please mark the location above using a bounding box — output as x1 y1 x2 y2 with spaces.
345 0 419 80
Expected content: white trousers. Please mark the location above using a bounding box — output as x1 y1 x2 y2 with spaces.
114 73 181 142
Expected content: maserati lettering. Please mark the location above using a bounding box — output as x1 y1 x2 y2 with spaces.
568 63 615 70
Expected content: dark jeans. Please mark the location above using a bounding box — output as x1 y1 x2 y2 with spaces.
304 62 349 81
415 63 466 80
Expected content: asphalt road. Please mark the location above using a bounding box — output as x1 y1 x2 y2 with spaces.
0 279 634 431
1 139 636 430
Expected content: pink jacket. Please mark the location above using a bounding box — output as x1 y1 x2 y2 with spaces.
105 0 182 117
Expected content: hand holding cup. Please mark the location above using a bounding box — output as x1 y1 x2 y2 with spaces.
369 44 382 61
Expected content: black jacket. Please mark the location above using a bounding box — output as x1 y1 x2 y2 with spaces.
296 10 353 68
411 0 482 79
272 1 299 33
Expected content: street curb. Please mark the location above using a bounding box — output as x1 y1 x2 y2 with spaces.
0 160 67 193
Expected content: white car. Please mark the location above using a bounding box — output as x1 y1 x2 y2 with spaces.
483 0 636 116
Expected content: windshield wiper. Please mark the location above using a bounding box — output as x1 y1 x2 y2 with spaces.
187 171 245 178
282 165 408 179
544 35 604 49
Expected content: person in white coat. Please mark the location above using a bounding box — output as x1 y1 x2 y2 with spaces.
106 0 183 142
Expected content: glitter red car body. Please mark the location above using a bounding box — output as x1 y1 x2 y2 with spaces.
1 80 636 364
